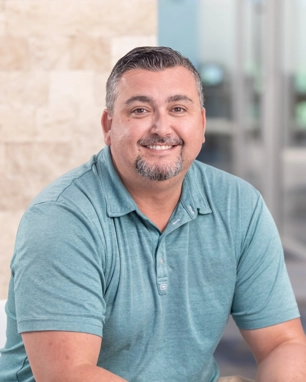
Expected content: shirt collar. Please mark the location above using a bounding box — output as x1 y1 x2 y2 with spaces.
180 164 212 218
97 146 212 218
97 146 137 217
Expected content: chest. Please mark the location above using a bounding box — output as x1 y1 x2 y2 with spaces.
101 212 237 350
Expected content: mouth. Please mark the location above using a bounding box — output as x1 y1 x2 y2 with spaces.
146 145 174 150
138 138 184 151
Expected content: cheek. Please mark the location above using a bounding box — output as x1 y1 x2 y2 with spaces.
110 129 140 159
190 140 204 155
182 124 204 144
110 125 129 145
183 129 204 157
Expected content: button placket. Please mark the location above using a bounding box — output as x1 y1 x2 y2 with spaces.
156 239 168 295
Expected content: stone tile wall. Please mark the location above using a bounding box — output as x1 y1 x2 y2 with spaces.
0 0 157 299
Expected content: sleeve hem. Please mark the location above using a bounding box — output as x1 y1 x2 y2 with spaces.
17 319 103 337
233 308 300 330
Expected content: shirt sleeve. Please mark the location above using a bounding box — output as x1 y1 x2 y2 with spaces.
11 201 106 337
231 193 300 330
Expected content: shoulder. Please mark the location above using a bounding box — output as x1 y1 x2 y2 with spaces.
30 150 105 207
189 160 261 212
14 149 112 256
187 161 270 258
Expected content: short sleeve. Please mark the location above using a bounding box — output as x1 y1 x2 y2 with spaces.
231 194 300 329
11 201 106 337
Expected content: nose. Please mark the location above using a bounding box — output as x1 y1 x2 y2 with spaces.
150 110 173 136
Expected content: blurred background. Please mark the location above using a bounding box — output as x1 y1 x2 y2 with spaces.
159 0 306 257
159 0 306 378
0 0 305 379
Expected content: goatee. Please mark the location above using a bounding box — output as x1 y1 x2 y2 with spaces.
135 136 184 181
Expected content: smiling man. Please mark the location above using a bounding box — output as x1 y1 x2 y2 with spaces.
101 63 206 232
0 47 305 382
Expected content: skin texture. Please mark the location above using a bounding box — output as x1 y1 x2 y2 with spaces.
22 66 306 381
101 67 206 230
241 318 306 381
102 67 206 187
22 332 126 382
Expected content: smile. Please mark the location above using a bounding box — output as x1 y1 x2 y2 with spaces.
146 145 174 150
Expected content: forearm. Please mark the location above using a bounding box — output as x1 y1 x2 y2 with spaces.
74 364 127 382
36 363 127 382
255 341 306 382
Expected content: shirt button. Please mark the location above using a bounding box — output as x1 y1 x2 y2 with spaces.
160 284 167 291
159 258 164 265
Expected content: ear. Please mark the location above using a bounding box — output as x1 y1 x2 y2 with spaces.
201 108 206 144
101 109 112 146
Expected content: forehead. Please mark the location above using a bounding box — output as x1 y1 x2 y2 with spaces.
115 66 200 103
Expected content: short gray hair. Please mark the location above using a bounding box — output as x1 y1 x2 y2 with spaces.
106 46 204 113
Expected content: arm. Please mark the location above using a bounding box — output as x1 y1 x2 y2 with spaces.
240 318 306 381
15 204 120 380
22 331 127 382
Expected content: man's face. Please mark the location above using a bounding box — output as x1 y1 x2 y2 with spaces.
102 66 206 185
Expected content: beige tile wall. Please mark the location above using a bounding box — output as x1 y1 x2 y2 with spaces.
0 0 157 299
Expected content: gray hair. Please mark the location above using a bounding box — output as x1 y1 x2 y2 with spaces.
106 46 204 113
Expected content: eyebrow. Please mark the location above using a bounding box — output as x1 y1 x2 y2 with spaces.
125 96 153 105
167 95 193 103
125 94 194 105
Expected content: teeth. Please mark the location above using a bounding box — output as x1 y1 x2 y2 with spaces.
147 145 173 150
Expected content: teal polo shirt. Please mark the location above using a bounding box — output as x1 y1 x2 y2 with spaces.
0 146 299 382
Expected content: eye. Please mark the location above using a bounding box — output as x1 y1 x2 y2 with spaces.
131 108 147 115
172 106 186 113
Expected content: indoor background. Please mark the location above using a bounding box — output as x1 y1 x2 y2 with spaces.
158 0 306 377
1 0 305 379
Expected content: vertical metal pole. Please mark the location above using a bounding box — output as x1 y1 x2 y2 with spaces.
233 0 246 178
262 0 284 231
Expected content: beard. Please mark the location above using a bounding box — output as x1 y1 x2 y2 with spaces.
135 137 184 181
135 154 183 181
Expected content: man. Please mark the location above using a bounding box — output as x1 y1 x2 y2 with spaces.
0 46 305 382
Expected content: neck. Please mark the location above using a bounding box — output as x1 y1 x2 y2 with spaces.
123 174 185 232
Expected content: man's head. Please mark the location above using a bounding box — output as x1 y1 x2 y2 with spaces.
106 46 204 114
102 46 206 187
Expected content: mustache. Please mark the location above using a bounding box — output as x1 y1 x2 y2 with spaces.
138 137 184 146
